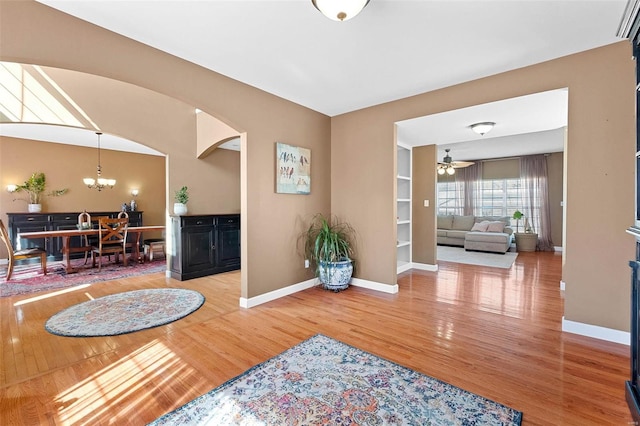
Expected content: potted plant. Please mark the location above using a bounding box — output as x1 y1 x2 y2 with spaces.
512 210 524 233
302 213 356 291
174 186 189 215
14 172 67 213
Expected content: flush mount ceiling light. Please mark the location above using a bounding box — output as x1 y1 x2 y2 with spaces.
83 132 116 191
312 0 370 21
470 122 496 136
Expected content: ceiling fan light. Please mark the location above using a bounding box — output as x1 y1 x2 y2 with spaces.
437 167 446 175
470 122 495 136
446 166 455 175
312 0 370 21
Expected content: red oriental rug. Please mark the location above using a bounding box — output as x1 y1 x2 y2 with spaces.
0 257 166 298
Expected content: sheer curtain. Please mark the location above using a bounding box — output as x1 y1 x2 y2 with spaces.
458 162 483 216
519 155 554 251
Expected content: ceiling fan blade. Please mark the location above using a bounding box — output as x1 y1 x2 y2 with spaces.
451 161 474 168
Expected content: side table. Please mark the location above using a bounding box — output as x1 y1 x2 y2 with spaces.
514 232 538 252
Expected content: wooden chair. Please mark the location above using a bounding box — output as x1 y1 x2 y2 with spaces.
75 211 93 265
117 211 138 261
91 217 129 271
0 219 47 281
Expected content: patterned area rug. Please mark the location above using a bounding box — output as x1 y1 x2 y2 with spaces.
45 288 205 337
150 334 523 425
437 245 518 269
0 258 166 298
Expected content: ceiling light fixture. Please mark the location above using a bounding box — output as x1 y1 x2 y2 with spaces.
437 149 456 176
83 132 116 191
470 122 495 136
312 0 370 21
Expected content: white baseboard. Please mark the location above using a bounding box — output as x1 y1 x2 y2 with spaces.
560 280 565 291
554 246 563 252
239 276 397 308
240 278 317 308
165 270 171 278
351 277 398 294
0 259 7 266
411 262 438 272
562 317 629 345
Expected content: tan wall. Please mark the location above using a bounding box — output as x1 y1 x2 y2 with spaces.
333 42 635 331
0 136 166 257
412 145 437 265
547 152 564 247
0 1 330 300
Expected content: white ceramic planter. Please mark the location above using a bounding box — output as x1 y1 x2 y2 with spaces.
174 202 188 216
318 259 353 291
28 203 42 213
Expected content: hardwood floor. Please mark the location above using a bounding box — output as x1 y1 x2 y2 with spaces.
0 252 633 425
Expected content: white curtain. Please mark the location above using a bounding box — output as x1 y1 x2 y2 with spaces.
458 162 483 216
519 155 554 251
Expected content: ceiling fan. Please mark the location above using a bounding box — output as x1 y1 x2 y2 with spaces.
437 149 474 175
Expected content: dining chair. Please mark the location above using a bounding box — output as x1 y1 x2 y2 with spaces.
76 211 93 264
117 211 137 260
91 217 129 271
0 219 47 281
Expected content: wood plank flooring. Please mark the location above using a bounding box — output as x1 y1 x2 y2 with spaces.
0 252 633 425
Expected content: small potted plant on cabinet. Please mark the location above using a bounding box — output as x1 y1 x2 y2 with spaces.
174 186 189 215
14 172 67 213
302 213 356 292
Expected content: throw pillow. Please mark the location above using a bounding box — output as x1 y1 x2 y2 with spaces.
486 221 505 233
470 221 490 232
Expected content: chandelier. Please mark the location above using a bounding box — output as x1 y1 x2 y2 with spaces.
312 0 370 21
83 132 116 191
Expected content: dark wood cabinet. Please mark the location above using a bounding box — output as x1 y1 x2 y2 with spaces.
620 4 640 422
7 211 143 261
170 214 240 281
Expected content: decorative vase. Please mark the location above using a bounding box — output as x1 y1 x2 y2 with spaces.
174 202 188 216
28 203 42 213
318 259 353 292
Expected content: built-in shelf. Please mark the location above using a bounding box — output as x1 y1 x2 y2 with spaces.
397 143 412 273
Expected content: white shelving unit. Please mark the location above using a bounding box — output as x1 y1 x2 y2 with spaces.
397 143 412 273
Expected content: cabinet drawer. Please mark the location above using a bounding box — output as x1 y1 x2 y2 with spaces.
12 214 49 224
52 214 79 223
215 215 240 225
182 216 214 227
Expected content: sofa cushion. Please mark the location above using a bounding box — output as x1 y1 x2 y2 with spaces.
437 229 448 237
475 216 511 226
452 215 474 231
445 230 469 239
465 231 510 243
486 221 506 233
437 215 454 230
470 221 490 232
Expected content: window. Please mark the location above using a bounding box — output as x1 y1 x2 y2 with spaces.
437 178 540 232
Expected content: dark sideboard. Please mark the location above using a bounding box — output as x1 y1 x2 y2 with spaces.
7 211 143 261
170 214 240 281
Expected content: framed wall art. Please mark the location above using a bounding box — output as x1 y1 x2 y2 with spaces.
276 142 310 194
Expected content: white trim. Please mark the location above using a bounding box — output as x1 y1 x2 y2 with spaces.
562 317 630 345
397 262 412 274
239 278 317 308
411 262 438 272
165 270 171 278
559 280 565 291
351 277 398 294
0 259 7 266
554 246 563 252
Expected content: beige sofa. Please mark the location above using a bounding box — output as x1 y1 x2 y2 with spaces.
437 215 513 254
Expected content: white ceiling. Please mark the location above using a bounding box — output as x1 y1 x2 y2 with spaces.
2 1 627 156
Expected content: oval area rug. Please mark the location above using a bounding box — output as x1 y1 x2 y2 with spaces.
45 288 205 337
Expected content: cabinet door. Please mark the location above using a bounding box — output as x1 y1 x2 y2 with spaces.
216 223 240 267
183 226 216 272
11 215 50 252
52 214 84 259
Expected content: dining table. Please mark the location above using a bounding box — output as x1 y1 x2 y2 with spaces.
17 225 165 273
